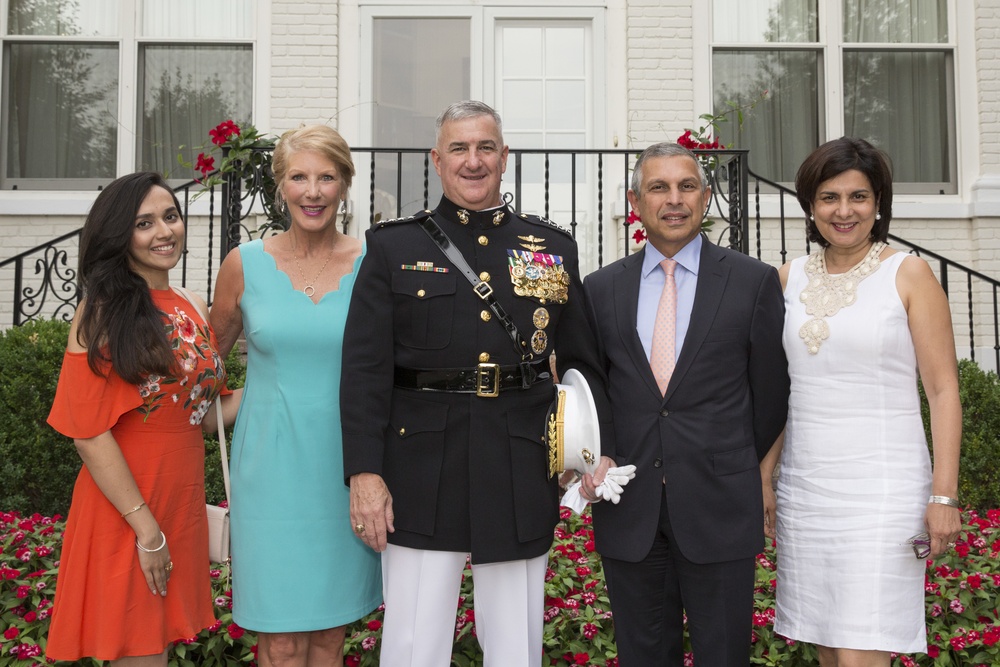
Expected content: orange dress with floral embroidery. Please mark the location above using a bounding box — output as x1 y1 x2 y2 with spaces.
45 288 227 661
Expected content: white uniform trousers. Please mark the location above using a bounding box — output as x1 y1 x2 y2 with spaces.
379 544 548 666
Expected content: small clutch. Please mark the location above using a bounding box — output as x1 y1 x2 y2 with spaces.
206 503 230 563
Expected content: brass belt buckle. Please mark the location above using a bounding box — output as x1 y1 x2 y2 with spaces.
476 363 500 397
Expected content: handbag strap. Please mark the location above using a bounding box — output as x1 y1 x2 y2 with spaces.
418 213 532 361
171 286 231 507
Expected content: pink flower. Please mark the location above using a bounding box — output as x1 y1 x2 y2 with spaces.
950 635 966 651
361 636 377 651
950 599 965 613
583 623 599 639
207 620 223 633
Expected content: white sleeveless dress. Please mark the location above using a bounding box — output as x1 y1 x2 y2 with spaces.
775 251 931 653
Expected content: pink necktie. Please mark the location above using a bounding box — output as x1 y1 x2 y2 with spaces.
650 258 677 396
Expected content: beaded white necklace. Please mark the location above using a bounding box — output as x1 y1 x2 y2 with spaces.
798 241 886 354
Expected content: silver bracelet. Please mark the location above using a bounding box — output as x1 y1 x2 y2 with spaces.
928 495 960 508
135 531 167 553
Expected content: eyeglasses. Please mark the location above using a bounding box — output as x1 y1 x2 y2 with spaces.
907 532 931 560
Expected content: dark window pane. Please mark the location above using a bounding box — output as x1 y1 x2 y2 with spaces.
843 50 952 184
4 42 118 180
713 49 820 183
843 0 947 43
7 0 118 36
140 45 253 178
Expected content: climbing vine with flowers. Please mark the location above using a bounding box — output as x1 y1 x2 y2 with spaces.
3 505 999 666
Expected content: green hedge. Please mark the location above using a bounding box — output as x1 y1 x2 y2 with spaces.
919 358 1000 512
1 319 999 513
0 319 245 514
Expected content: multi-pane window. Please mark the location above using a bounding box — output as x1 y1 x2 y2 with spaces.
1 0 255 189
711 0 955 193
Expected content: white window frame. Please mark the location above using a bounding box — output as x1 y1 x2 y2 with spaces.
0 0 270 214
695 0 981 217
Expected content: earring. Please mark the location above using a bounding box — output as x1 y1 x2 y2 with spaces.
876 212 882 220
809 215 814 221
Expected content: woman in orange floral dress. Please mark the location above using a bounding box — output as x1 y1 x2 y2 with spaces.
45 172 240 666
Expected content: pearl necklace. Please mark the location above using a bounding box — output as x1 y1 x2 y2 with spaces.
292 237 337 298
798 241 886 354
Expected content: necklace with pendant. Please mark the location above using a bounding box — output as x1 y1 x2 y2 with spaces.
293 237 337 298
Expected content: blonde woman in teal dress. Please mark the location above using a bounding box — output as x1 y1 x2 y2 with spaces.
211 125 381 666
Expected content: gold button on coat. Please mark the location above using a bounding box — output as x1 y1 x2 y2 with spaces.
478 235 488 246
481 310 491 322
479 352 490 362
399 428 406 436
417 289 426 297
479 271 491 282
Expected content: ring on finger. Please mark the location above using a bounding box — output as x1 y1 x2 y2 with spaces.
354 523 366 535
165 561 174 572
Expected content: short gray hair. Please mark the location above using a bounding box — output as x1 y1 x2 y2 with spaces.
631 142 708 194
435 101 504 144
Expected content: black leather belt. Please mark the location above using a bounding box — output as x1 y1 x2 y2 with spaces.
394 360 551 397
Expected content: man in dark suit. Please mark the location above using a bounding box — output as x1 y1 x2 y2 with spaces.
580 142 789 666
340 100 611 666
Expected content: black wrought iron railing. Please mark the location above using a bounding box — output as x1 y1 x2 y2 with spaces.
3 147 998 368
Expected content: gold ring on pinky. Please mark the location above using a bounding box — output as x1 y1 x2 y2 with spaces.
165 561 174 572
354 523 366 534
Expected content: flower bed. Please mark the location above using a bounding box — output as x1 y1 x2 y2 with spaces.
2 507 998 666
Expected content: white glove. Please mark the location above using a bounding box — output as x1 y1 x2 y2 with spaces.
594 465 637 504
559 481 589 515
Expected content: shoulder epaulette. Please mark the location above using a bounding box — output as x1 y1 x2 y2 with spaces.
515 212 574 239
373 209 433 230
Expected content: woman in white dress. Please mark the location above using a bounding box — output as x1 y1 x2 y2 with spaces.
760 137 962 667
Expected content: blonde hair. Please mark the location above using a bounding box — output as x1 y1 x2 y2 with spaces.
272 125 355 200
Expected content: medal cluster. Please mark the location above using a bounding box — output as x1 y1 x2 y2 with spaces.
507 250 570 305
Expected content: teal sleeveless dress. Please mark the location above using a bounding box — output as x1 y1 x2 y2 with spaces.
229 239 381 632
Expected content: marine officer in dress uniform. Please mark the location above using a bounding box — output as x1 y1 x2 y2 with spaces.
340 100 611 666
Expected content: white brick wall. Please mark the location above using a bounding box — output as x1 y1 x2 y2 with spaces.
268 1 340 134
625 0 695 146
979 0 1000 171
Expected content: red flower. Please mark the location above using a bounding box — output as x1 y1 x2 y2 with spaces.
632 228 647 244
345 656 361 667
3 627 18 640
15 585 30 598
227 623 245 640
209 120 241 146
195 153 216 177
575 566 592 577
626 209 641 226
24 611 37 623
927 644 941 658
367 619 382 631
956 542 970 557
572 653 589 665
583 622 599 639
968 573 983 589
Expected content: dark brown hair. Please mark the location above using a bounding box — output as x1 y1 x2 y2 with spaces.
77 172 181 383
795 137 893 248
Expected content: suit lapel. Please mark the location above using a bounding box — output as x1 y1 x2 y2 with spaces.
664 240 731 403
613 249 662 398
